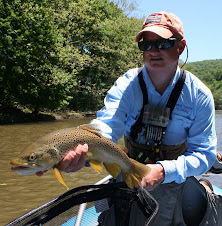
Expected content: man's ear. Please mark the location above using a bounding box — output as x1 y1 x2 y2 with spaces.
179 39 186 55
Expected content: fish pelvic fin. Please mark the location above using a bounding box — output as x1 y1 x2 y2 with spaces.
89 160 104 173
122 159 151 189
103 163 121 178
53 167 69 190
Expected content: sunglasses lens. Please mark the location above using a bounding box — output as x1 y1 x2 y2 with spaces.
138 41 152 51
156 39 175 50
138 39 176 51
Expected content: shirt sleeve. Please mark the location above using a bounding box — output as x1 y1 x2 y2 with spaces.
159 88 217 184
90 70 139 143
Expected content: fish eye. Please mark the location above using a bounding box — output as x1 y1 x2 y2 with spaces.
29 153 36 161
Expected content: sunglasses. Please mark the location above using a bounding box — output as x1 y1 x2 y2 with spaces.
138 38 178 51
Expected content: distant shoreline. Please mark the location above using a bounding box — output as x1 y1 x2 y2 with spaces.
1 109 221 125
0 109 96 125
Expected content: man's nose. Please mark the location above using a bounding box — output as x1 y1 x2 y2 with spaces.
150 43 159 52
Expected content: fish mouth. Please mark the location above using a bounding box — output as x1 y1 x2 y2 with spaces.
10 160 39 171
11 165 31 171
10 160 42 175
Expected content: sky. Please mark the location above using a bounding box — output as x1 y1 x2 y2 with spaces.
126 0 222 63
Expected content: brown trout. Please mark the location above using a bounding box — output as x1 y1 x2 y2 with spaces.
10 124 151 189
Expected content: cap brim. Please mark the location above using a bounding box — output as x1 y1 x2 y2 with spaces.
135 26 173 42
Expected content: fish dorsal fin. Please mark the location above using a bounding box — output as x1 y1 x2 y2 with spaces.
103 163 121 178
79 125 102 138
119 146 128 154
89 160 104 173
53 167 69 190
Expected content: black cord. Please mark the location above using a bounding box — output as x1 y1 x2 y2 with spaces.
180 44 189 68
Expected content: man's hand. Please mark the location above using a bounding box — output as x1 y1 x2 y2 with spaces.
140 164 165 191
58 143 88 173
35 143 88 176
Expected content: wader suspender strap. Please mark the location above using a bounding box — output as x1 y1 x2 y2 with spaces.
130 71 148 140
130 69 186 140
167 69 186 118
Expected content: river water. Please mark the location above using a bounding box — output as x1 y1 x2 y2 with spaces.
1 113 222 225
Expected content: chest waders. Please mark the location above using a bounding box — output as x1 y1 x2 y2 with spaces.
125 69 187 163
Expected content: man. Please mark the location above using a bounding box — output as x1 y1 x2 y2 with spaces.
38 12 218 224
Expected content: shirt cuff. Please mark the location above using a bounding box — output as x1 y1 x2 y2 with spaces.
157 160 177 184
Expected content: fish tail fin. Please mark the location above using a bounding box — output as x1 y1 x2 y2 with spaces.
53 167 69 190
122 159 151 189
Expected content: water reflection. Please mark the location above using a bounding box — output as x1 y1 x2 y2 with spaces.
1 113 222 225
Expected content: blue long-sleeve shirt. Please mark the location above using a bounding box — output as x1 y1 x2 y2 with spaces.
91 66 217 184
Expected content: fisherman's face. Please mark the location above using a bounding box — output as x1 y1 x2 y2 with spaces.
142 32 185 72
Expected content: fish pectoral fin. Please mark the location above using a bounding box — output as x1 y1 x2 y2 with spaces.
103 163 121 178
89 160 104 173
79 125 102 137
53 167 69 190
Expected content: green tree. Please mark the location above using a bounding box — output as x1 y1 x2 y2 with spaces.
0 0 143 114
0 0 74 113
53 0 143 110
184 59 222 109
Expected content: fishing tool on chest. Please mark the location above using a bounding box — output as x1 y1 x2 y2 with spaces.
128 69 186 163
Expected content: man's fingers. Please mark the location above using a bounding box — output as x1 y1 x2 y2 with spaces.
36 170 48 177
58 150 78 171
140 164 165 191
58 144 88 172
35 144 89 176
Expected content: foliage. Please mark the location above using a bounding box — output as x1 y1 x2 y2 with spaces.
0 0 143 113
54 0 143 111
183 59 222 109
0 0 74 113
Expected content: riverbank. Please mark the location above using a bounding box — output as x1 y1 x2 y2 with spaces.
1 107 221 125
0 108 96 125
